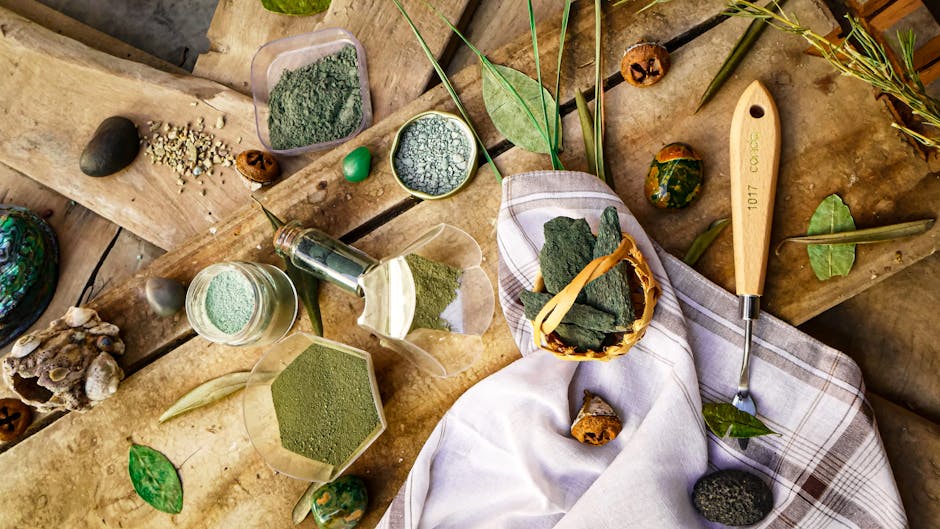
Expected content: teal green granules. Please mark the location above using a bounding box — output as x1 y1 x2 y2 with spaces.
268 45 363 150
393 114 472 196
405 253 461 332
270 344 381 467
205 270 255 334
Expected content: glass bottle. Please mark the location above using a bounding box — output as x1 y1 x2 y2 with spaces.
274 222 494 377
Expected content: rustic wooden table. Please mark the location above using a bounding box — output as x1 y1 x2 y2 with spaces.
0 0 937 527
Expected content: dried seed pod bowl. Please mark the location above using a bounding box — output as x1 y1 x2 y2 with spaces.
389 110 478 200
250 29 372 155
530 231 660 361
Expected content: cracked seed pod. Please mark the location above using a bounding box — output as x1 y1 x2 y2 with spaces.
2 306 125 412
571 390 622 446
621 42 670 87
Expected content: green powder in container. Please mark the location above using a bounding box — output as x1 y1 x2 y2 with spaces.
405 254 461 332
270 343 380 467
205 270 256 334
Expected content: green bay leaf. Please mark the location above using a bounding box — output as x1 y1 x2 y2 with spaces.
481 63 559 154
807 194 856 280
128 444 183 514
702 402 776 438
261 0 330 16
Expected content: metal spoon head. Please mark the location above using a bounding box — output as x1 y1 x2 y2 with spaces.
732 390 756 450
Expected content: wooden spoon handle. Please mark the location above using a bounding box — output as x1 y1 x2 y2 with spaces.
730 80 781 297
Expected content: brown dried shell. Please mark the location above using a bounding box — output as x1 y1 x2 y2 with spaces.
571 390 622 446
236 149 281 185
531 231 660 362
1 306 125 412
621 42 670 87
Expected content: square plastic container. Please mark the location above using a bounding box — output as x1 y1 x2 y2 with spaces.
250 28 373 156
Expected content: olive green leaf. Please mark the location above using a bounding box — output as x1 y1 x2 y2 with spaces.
702 402 776 438
807 194 856 280
159 372 250 423
575 91 597 175
253 198 324 336
128 444 183 514
482 63 560 154
776 219 934 253
261 0 330 16
684 218 730 266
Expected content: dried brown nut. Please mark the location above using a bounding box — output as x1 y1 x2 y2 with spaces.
0 398 33 442
570 390 622 446
621 42 670 87
236 150 281 185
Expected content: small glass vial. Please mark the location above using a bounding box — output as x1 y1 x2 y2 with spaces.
186 261 297 346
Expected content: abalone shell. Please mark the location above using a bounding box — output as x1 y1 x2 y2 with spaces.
0 206 58 347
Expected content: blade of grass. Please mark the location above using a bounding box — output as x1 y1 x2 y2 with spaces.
393 0 502 181
775 219 935 254
553 0 573 155
575 91 597 175
422 0 559 162
684 218 730 265
696 0 787 113
528 0 562 169
593 0 611 188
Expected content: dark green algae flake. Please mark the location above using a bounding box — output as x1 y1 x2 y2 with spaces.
270 343 380 468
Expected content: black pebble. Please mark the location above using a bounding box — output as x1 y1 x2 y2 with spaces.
692 469 774 526
80 116 140 177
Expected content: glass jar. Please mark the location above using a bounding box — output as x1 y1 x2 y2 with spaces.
185 261 297 346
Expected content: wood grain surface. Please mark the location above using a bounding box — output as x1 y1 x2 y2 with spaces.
1 0 938 528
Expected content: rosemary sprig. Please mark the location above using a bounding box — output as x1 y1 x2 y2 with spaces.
393 0 503 181
727 1 940 148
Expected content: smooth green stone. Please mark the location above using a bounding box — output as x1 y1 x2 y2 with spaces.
311 475 368 529
80 116 140 177
343 146 372 183
519 290 616 331
553 322 606 352
583 207 635 327
645 142 704 209
539 217 594 296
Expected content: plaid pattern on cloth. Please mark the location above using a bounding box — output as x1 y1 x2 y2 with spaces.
377 171 906 529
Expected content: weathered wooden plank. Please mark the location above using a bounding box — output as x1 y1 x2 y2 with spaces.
800 253 940 422
869 393 940 529
0 0 185 74
193 0 475 122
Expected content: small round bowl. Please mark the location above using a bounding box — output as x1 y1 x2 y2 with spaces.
389 110 478 200
244 333 387 483
185 261 297 347
250 28 373 156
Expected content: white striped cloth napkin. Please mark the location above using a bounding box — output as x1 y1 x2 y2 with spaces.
376 171 906 529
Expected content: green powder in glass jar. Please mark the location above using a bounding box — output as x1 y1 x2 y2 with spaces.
270 343 381 467
204 270 256 334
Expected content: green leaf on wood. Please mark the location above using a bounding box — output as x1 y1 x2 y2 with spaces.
575 91 597 175
481 63 560 154
261 0 330 15
128 444 183 514
684 218 730 266
807 194 856 280
702 402 776 438
159 372 250 423
776 218 934 253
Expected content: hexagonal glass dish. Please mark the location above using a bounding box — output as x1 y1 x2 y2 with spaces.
250 28 372 156
244 333 386 483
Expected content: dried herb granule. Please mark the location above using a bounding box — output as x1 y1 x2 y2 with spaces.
270 344 380 467
405 254 461 332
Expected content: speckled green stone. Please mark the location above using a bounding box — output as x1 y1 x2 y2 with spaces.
0 206 58 347
343 146 372 183
645 143 703 209
311 475 368 529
